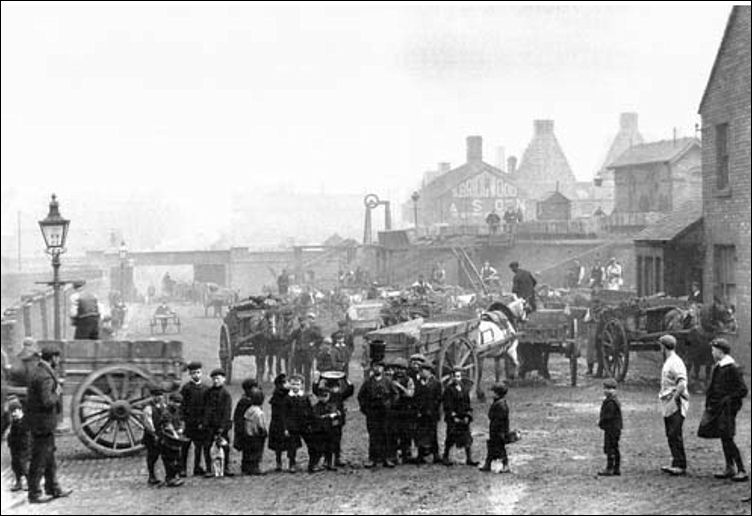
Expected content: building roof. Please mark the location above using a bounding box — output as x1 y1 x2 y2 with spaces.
608 138 700 169
422 160 516 199
699 7 745 113
540 191 571 204
633 202 703 242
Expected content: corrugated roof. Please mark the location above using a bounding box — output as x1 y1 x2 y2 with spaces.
608 138 699 168
633 202 702 242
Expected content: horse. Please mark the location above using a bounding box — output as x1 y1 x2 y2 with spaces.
204 286 237 318
664 298 736 387
474 295 529 398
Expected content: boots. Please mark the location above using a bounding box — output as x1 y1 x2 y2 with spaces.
598 456 615 476
442 450 453 467
479 457 493 472
10 477 24 492
334 452 346 468
465 447 479 467
325 455 337 471
613 454 621 476
500 460 511 474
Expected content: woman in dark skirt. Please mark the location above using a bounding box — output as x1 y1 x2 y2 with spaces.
269 374 293 471
480 383 511 473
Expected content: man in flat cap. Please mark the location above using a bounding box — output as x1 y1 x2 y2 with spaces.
69 280 101 340
358 360 399 468
202 368 234 477
509 262 537 313
26 346 72 504
442 367 478 467
179 361 210 477
290 312 323 389
414 362 442 465
698 338 749 482
658 334 689 476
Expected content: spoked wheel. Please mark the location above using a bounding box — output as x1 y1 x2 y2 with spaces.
599 319 629 382
71 364 153 457
219 323 234 384
437 336 479 397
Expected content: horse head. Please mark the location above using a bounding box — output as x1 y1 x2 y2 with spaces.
705 297 737 333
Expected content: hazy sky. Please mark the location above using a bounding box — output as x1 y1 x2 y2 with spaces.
0 1 735 240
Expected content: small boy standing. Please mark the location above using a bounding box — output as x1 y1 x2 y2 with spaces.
243 390 268 475
309 387 342 472
480 383 511 473
286 375 310 473
598 378 622 476
7 398 30 491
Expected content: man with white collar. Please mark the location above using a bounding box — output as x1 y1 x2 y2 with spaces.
658 335 689 476
698 338 749 482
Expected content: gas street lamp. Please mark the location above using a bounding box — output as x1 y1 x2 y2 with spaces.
38 194 70 339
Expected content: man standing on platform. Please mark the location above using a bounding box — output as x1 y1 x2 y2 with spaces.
509 261 537 313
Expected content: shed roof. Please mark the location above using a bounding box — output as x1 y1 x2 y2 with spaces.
633 202 702 242
608 138 699 169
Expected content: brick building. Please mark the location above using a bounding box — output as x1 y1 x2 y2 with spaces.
698 5 751 367
609 137 701 213
536 190 572 221
412 136 521 228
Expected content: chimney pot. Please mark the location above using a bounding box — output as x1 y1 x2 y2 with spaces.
466 135 483 162
534 120 554 135
438 162 452 174
507 156 518 176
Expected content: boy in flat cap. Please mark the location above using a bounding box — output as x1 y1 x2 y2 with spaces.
698 338 749 482
598 378 622 476
442 367 477 467
480 383 511 473
179 361 210 476
143 384 168 485
7 397 30 491
202 369 234 477
414 362 442 465
658 334 689 476
358 360 399 468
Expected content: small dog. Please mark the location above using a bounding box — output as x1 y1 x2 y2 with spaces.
210 436 227 477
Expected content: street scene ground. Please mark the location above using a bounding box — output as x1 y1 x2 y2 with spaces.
2 303 750 515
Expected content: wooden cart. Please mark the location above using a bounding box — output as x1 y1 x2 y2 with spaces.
24 339 185 457
150 313 181 335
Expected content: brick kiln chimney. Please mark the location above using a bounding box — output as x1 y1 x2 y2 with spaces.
466 135 483 163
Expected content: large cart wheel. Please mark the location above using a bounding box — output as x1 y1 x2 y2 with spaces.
600 319 629 382
437 336 479 396
71 364 153 457
219 323 234 385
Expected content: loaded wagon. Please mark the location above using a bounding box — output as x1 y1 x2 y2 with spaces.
589 289 737 382
346 300 385 336
7 339 184 457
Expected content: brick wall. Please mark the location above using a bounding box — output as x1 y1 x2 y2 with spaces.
700 6 751 369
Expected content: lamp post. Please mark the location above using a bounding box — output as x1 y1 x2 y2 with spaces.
411 191 420 230
118 240 128 302
38 194 70 340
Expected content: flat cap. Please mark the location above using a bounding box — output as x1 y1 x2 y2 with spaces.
658 335 677 349
603 378 618 389
186 361 203 371
40 345 61 360
420 362 435 372
710 338 731 354
409 353 427 363
210 368 226 378
491 382 509 397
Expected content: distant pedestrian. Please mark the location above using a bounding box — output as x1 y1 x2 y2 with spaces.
7 398 30 491
698 338 749 482
589 260 604 289
69 280 101 339
479 383 511 474
598 378 622 476
658 335 689 476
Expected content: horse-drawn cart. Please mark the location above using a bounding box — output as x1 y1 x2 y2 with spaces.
150 313 181 335
218 299 290 384
9 339 184 457
347 300 385 336
590 289 717 382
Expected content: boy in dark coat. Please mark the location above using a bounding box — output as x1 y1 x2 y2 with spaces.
308 387 342 472
358 360 399 468
313 372 354 467
598 378 622 476
203 369 234 477
480 383 511 473
179 361 209 476
286 375 310 472
268 374 292 471
7 398 30 491
242 390 267 475
699 338 749 482
233 378 261 474
442 367 477 466
414 362 442 464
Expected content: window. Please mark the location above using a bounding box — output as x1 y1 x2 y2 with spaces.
715 123 729 190
713 245 736 306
